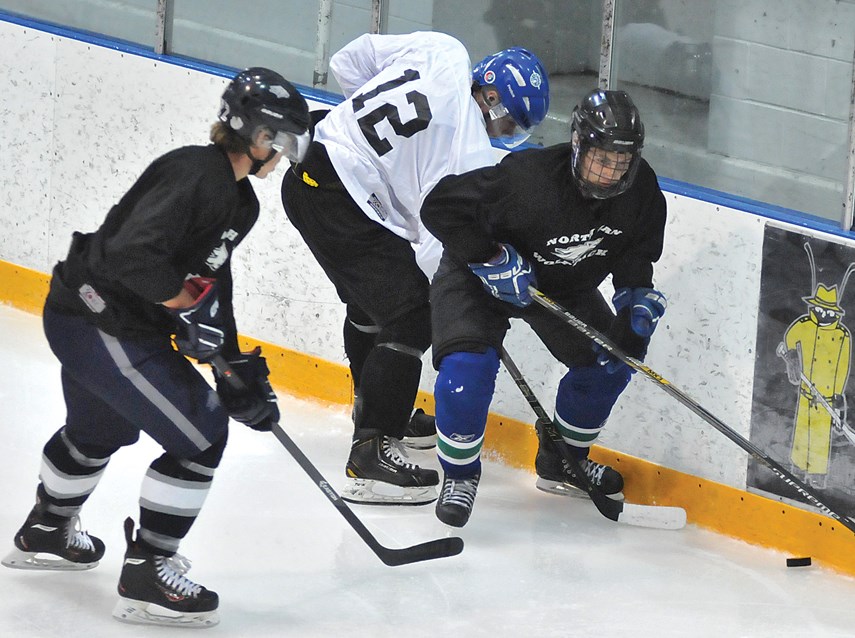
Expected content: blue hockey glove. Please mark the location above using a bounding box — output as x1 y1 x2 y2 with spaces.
616 287 667 338
169 277 225 363
468 244 536 307
596 287 667 373
213 347 279 431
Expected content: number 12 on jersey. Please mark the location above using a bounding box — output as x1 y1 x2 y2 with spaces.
352 69 433 156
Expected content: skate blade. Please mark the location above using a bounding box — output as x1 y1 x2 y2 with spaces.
341 478 437 505
535 477 624 502
112 598 219 628
2 547 99 571
401 434 437 450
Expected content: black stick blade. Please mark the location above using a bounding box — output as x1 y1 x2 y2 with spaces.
210 357 469 566
377 536 464 567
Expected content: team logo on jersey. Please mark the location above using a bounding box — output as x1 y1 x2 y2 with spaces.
206 243 229 271
533 226 622 267
550 238 603 265
205 229 239 271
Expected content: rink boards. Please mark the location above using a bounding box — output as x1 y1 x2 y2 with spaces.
2 17 855 574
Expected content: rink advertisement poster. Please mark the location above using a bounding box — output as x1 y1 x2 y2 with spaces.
748 224 855 513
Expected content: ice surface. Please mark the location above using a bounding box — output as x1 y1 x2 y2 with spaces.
1 304 854 637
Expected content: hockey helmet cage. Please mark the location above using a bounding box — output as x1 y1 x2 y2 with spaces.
472 47 549 148
219 67 311 163
570 89 644 199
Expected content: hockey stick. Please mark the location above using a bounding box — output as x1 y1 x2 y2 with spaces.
528 286 855 536
499 347 686 530
774 343 855 446
210 355 464 566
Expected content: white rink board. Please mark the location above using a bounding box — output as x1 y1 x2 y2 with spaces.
4 19 850 490
0 23 55 269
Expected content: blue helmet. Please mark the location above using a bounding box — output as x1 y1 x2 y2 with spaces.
472 47 549 148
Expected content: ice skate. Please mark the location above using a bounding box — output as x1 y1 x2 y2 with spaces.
342 433 439 505
535 421 624 500
112 518 219 628
2 504 105 571
435 473 480 528
352 396 437 450
402 408 437 450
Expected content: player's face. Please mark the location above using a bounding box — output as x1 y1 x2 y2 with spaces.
252 151 284 179
478 89 531 148
484 110 532 148
579 147 632 187
248 132 285 179
485 112 516 138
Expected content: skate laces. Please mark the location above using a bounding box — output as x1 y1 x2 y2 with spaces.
440 475 479 508
154 554 203 598
381 436 417 469
65 516 96 551
581 458 607 485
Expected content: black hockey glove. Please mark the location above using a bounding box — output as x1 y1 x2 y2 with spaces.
214 347 279 431
597 287 667 374
169 277 226 363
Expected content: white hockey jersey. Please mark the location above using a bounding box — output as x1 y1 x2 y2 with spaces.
315 32 500 275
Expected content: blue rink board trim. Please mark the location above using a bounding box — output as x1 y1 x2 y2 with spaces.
3 10 854 242
658 176 855 242
0 9 344 106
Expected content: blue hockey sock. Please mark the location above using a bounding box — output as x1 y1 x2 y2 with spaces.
554 364 630 458
434 349 500 478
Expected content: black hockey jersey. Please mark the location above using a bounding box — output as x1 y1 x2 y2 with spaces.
421 143 666 295
46 144 259 348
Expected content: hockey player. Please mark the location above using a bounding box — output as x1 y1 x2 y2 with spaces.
2 68 310 627
421 89 668 527
281 32 549 505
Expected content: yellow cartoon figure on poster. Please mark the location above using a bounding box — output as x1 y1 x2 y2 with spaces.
776 243 855 488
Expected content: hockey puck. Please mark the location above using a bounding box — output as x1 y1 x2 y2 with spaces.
786 557 812 567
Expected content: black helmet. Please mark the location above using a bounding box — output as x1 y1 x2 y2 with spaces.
218 67 311 163
570 89 644 199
